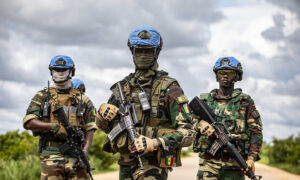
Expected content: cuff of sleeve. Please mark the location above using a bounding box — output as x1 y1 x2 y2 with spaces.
158 137 168 151
95 112 111 133
153 138 162 151
247 156 255 161
248 153 260 161
176 128 190 136
85 122 98 131
23 114 38 129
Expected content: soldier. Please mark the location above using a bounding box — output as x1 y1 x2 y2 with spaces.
96 26 194 180
193 57 263 180
23 55 97 180
72 78 86 94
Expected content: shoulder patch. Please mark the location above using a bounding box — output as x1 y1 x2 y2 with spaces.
176 95 189 104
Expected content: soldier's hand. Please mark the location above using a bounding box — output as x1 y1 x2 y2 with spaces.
99 103 119 121
246 159 255 173
131 135 159 153
198 120 215 136
51 123 68 139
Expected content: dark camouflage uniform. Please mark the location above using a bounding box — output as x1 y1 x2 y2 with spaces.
96 70 193 180
193 89 263 180
23 87 97 180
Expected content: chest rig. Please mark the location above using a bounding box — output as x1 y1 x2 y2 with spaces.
204 89 249 134
124 71 176 134
109 71 177 154
194 89 251 157
43 87 85 128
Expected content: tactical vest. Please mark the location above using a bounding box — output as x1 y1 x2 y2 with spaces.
193 89 251 158
108 71 177 154
43 87 85 128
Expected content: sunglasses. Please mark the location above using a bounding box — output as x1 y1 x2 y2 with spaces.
217 70 237 78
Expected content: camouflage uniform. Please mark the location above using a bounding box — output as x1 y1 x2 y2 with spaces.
96 70 194 180
23 87 97 180
193 88 263 180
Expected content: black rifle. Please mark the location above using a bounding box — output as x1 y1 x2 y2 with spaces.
107 82 144 170
189 96 261 180
38 81 51 153
53 106 94 180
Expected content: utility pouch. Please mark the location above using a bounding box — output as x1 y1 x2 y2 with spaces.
156 128 181 167
76 100 85 117
138 92 151 111
43 102 50 117
157 148 181 167
37 135 47 153
159 154 176 167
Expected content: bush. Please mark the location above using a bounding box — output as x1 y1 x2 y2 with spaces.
0 155 40 180
0 130 38 160
266 134 300 165
88 131 119 173
0 130 118 178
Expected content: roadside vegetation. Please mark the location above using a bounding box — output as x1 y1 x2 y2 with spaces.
1 130 299 179
259 133 300 175
0 130 117 180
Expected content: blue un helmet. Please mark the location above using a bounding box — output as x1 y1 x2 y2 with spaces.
71 78 85 93
213 57 243 81
127 26 163 56
49 55 75 76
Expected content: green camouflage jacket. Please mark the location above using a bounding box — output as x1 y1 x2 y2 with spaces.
23 87 97 157
193 88 263 161
96 70 193 166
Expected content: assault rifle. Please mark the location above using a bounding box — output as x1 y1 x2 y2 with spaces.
54 106 94 180
38 81 51 153
107 82 144 170
189 96 261 180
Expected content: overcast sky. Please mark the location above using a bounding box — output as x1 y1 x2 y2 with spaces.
0 0 299 143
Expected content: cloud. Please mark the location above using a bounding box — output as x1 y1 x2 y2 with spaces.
261 14 285 41
0 0 299 144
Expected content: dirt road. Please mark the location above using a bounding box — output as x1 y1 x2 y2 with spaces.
94 153 300 180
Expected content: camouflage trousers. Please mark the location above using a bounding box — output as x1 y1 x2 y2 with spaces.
196 158 245 180
119 161 168 180
40 154 91 180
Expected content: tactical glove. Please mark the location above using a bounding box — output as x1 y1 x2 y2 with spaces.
131 135 159 153
99 103 119 121
51 123 68 139
246 159 255 173
198 120 215 136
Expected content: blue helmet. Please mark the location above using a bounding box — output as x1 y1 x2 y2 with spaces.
127 26 163 49
49 55 75 76
213 57 243 81
71 78 85 93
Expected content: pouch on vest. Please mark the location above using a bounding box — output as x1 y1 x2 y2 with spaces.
156 128 182 167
